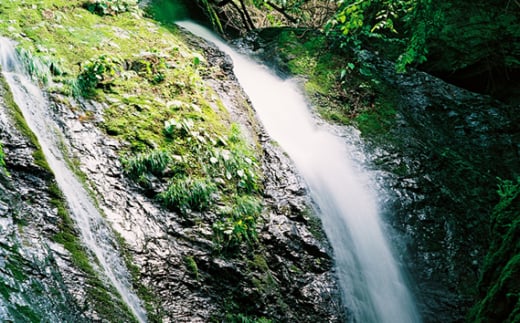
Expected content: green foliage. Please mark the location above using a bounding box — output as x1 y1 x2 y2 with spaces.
122 149 170 179
326 0 430 71
158 177 217 214
224 313 273 323
130 50 168 84
83 0 138 16
184 256 200 280
468 177 520 323
16 47 63 85
207 124 260 194
213 195 263 249
0 142 6 172
76 54 122 97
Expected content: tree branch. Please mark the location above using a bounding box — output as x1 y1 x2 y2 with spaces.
265 1 298 24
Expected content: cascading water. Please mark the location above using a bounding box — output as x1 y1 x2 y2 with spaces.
0 38 147 322
178 21 421 323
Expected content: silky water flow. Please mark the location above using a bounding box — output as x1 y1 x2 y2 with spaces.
177 21 422 323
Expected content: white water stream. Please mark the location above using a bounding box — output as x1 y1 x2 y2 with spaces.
0 38 146 322
178 21 421 323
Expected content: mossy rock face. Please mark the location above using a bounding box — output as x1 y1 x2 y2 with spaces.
1 1 346 321
0 86 85 322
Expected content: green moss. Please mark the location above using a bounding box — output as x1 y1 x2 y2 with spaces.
277 30 337 97
48 182 138 322
184 256 200 280
0 73 51 172
1 1 264 318
14 305 40 323
355 99 397 137
269 28 394 131
0 142 6 173
468 177 520 322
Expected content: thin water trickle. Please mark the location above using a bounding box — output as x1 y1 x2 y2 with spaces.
177 21 421 323
0 37 147 322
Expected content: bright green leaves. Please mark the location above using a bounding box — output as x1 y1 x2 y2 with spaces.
76 54 122 96
213 195 263 249
327 0 424 71
83 0 138 16
159 177 217 214
122 118 262 251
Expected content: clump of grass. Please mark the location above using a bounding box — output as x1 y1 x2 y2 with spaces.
121 149 171 179
158 177 217 214
213 195 263 249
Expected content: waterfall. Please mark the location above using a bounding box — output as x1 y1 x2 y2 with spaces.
177 21 421 323
0 38 147 322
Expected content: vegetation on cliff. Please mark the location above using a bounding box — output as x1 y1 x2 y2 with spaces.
468 177 520 323
1 0 333 321
192 0 519 102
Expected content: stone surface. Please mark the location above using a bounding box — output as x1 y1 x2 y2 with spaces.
239 29 520 323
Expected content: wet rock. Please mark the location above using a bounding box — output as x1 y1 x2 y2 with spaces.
355 51 520 322
0 88 87 321
15 29 347 322
238 30 519 322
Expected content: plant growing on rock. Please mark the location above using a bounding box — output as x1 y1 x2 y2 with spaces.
84 0 138 16
213 195 263 249
121 149 171 179
130 50 168 84
206 124 261 194
158 177 217 215
76 54 122 97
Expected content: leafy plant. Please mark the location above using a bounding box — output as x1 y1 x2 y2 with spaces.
76 54 122 97
207 124 260 194
130 51 168 84
164 117 195 138
213 195 263 248
84 0 138 16
326 0 428 71
158 177 217 214
121 149 170 179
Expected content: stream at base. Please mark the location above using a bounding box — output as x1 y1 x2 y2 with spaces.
178 21 421 323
